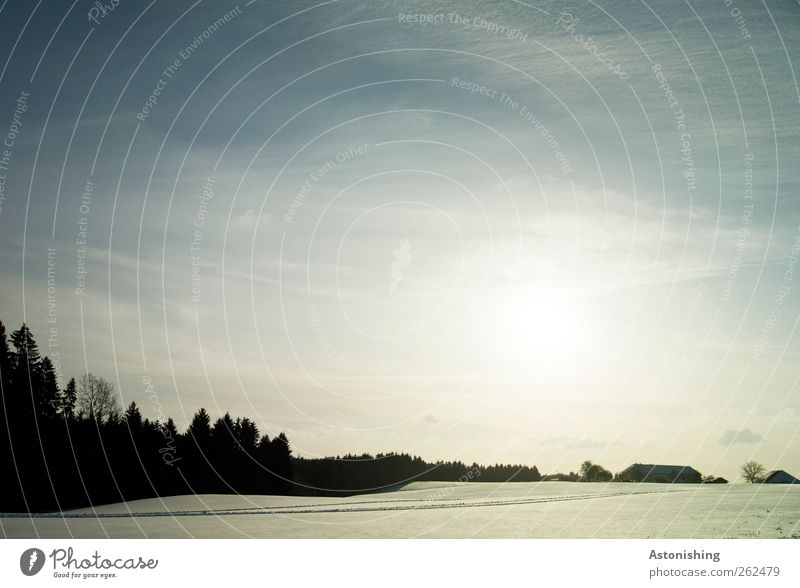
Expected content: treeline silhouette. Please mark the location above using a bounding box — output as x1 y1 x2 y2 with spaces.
0 320 292 512
293 453 541 494
0 319 541 513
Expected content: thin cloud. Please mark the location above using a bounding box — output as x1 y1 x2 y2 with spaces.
719 428 764 447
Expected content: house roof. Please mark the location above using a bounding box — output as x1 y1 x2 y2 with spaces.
761 470 799 483
622 463 700 475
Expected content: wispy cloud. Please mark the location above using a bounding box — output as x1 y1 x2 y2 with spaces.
719 428 764 447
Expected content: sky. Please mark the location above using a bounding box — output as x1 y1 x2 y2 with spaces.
0 0 799 481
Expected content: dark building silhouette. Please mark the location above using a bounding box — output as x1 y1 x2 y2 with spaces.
759 470 799 484
617 463 702 483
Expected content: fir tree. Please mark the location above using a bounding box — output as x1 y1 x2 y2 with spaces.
0 320 10 385
9 323 42 417
187 408 211 449
124 401 143 430
60 377 77 418
0 320 10 419
211 412 237 452
10 323 41 372
234 417 259 452
38 357 60 419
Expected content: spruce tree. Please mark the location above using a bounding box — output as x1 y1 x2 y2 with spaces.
10 323 42 417
0 320 10 420
234 417 259 452
162 417 178 439
38 357 60 419
10 323 41 370
211 412 237 452
60 377 77 418
186 408 211 449
124 401 143 429
0 320 10 386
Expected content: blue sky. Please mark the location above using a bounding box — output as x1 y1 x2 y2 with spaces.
0 0 799 479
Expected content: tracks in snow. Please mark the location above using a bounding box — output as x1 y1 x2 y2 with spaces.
2 488 691 519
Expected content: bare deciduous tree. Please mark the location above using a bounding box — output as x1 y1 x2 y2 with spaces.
77 373 119 422
740 460 765 484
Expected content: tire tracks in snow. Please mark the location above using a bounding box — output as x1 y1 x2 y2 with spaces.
2 488 692 519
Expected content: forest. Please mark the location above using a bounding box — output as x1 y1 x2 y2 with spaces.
0 319 541 512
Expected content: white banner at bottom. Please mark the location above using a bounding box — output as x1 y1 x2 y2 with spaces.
1 539 797 586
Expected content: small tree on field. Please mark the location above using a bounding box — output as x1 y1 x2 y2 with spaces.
741 460 765 484
582 463 612 482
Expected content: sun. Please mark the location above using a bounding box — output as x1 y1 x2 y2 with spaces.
493 293 581 361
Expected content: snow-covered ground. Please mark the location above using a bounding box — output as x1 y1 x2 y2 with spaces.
2 482 799 538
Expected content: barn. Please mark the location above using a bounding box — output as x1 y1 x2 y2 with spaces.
617 463 702 483
759 470 800 484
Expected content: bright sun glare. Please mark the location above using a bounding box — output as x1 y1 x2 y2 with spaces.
493 294 581 361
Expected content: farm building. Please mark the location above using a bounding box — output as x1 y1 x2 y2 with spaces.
759 470 799 484
617 463 702 483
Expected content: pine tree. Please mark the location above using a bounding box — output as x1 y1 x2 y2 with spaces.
256 434 272 466
162 417 179 439
0 320 10 386
234 417 259 452
271 432 293 483
9 323 42 417
124 401 143 429
38 357 60 419
10 323 41 372
211 412 236 452
0 320 10 420
60 377 77 418
186 408 211 449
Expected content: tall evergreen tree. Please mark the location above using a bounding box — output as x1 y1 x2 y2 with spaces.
9 323 42 417
0 320 10 420
60 377 77 418
162 417 179 439
38 357 60 419
234 417 259 452
10 323 41 372
211 412 237 452
0 320 10 385
271 432 293 484
124 401 143 430
187 408 211 448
